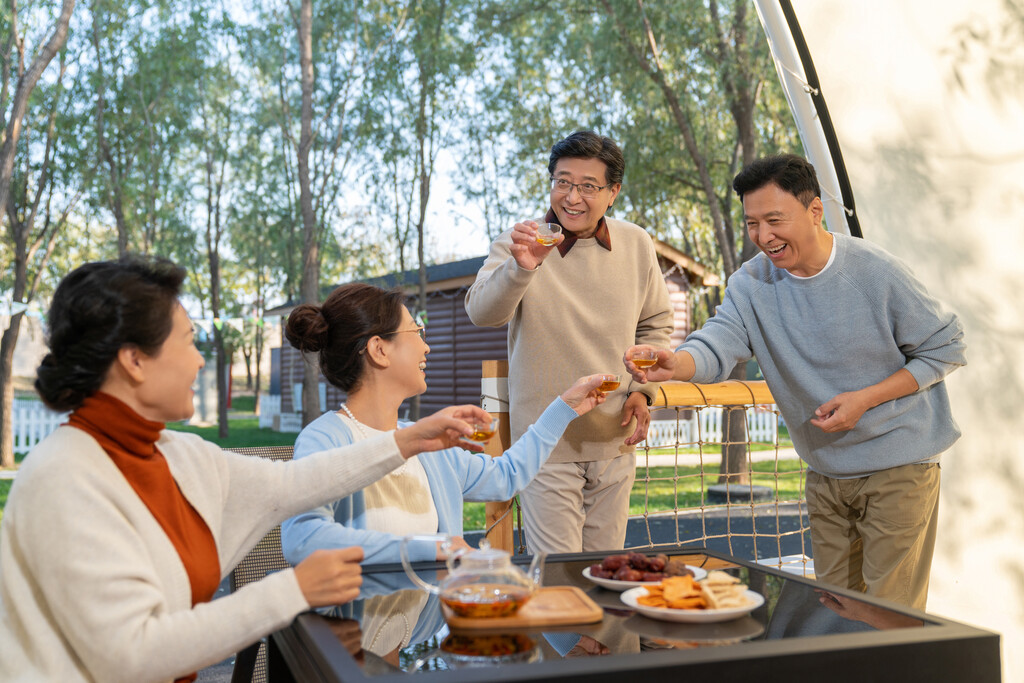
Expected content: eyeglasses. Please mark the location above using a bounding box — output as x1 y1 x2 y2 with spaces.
550 177 613 198
392 325 426 341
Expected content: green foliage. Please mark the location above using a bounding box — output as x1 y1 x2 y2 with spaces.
467 0 801 279
3 0 801 331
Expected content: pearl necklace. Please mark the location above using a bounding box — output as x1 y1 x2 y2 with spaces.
340 403 409 475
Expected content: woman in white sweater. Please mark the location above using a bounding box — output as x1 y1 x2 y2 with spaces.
0 256 491 683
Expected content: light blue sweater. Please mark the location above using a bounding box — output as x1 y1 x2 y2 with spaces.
680 233 966 478
282 398 578 565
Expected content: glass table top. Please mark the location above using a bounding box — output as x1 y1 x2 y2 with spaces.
315 550 932 676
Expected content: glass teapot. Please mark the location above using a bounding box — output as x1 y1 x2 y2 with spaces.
400 535 544 618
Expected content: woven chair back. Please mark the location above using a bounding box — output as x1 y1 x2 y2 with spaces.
225 445 294 683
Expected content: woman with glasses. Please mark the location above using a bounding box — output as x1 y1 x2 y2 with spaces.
281 283 607 566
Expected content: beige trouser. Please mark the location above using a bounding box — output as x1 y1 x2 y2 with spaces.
519 453 636 554
806 462 940 610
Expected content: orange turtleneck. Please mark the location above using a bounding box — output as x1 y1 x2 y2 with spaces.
68 392 220 683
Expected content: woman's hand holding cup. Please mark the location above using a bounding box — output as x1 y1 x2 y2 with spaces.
394 405 494 457
560 374 609 416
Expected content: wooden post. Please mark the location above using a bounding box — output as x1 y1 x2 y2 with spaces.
481 361 514 552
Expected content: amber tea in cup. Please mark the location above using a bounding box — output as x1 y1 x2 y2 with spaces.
535 223 562 246
599 374 621 392
462 418 499 443
630 349 658 368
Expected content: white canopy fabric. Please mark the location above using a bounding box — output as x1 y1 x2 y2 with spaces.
754 2 1024 679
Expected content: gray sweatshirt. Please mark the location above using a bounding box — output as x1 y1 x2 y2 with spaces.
681 233 966 478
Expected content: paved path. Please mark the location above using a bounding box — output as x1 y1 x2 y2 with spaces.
636 447 800 468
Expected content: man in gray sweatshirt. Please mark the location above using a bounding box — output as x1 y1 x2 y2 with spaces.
624 154 966 609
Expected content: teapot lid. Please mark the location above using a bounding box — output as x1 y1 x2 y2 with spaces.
459 539 512 567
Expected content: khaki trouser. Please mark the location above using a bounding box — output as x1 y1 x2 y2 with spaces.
519 453 636 554
806 462 941 610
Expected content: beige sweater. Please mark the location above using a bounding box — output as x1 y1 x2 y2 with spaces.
0 426 404 683
466 218 673 462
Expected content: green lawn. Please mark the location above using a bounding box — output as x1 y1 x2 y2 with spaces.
462 460 806 530
230 395 257 413
166 417 298 448
627 460 806 514
0 480 10 525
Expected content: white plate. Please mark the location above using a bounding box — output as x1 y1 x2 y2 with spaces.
620 586 764 623
583 565 707 592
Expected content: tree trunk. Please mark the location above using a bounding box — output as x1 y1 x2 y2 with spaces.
0 315 23 468
89 2 129 256
411 74 430 421
0 0 75 215
0 1 74 468
214 327 229 437
297 0 320 426
717 367 751 486
242 348 253 389
254 321 263 414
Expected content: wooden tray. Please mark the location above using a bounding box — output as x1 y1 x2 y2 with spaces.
442 586 603 630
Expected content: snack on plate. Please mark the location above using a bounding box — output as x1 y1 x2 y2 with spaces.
637 575 706 609
664 557 697 577
636 571 752 611
588 552 689 583
700 571 750 609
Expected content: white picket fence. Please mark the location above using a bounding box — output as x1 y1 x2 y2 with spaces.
12 399 70 455
256 394 779 444
642 407 779 447
258 394 281 429
12 395 779 452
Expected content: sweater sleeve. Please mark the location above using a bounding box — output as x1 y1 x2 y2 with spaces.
453 397 577 501
464 230 538 327
280 417 437 567
282 399 578 567
678 281 755 383
884 262 967 390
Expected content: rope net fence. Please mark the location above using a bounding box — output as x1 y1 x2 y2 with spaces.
494 380 813 577
628 380 813 576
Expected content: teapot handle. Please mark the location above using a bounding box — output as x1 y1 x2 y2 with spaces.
399 534 448 595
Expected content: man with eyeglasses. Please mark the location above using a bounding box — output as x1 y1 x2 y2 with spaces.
466 130 673 554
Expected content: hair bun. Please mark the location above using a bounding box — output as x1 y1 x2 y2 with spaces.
35 353 91 412
285 304 329 353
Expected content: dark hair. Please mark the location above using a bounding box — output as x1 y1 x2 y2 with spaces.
548 130 625 186
285 283 407 392
732 153 821 207
35 255 187 412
